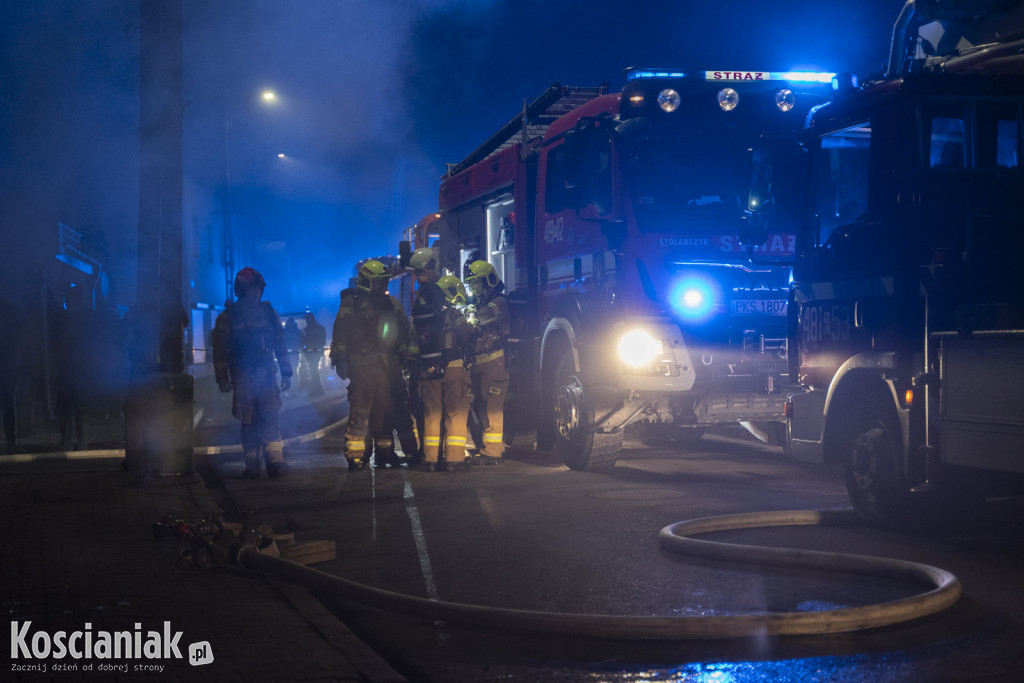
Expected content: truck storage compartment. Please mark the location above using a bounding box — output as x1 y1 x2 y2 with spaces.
940 333 1024 473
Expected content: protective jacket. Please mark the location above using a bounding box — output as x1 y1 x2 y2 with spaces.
213 300 292 384
331 288 410 364
470 287 510 364
411 282 473 375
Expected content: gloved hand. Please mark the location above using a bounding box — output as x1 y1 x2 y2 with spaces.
335 358 349 380
280 375 291 391
217 379 232 393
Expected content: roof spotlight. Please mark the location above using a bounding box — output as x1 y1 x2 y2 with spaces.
775 88 796 112
658 88 681 113
717 88 739 112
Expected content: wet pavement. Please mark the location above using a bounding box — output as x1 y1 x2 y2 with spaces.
1 368 407 682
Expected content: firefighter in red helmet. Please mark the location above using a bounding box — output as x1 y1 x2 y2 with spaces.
212 267 293 478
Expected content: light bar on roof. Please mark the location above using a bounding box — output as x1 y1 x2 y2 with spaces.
771 71 835 83
627 69 835 83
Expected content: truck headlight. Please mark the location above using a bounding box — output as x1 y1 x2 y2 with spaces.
617 329 663 367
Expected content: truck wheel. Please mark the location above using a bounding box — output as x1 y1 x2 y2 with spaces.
844 409 910 526
552 350 620 471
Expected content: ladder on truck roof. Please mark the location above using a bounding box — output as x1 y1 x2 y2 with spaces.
444 82 608 179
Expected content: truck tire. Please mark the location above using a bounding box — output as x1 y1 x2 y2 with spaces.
844 407 910 527
551 350 621 471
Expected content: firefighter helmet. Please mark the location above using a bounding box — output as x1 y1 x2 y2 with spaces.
465 260 499 295
357 259 390 291
234 267 266 297
437 275 467 306
409 247 438 274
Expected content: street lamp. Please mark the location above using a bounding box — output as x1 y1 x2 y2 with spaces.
221 88 282 301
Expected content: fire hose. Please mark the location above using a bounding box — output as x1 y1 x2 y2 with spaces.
236 508 961 640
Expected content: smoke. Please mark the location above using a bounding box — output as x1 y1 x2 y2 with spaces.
0 1 140 305
179 0 464 313
1 0 897 315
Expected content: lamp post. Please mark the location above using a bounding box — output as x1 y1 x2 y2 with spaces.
127 0 194 478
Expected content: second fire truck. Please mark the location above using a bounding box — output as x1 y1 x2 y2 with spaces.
754 0 1024 524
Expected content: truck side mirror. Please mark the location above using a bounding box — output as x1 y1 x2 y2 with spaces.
614 116 650 140
398 240 412 270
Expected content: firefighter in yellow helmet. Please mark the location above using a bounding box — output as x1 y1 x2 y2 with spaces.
464 260 510 465
331 259 414 471
212 267 293 478
409 250 474 471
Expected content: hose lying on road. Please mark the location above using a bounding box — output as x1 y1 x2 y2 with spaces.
0 417 349 463
193 416 347 455
239 508 961 640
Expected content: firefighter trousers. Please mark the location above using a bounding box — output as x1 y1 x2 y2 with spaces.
418 361 471 464
344 355 394 465
234 367 285 467
471 353 508 458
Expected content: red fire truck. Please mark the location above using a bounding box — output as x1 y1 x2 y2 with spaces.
416 68 835 470
755 0 1024 524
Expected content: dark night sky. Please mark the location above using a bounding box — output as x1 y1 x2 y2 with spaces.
0 0 899 315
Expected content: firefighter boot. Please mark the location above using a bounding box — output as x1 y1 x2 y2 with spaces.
242 451 262 479
265 440 288 478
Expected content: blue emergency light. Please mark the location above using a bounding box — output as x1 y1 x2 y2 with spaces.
670 275 719 321
627 69 835 83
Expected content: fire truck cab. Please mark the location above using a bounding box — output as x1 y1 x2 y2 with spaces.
762 0 1024 524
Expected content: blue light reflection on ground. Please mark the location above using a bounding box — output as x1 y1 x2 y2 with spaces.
579 654 914 682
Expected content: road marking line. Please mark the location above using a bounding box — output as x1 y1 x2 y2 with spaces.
403 481 439 601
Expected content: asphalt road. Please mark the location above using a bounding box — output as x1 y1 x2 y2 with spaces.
194 394 1024 683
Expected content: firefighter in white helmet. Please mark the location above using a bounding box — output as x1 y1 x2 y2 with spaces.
331 259 413 471
212 267 293 478
464 260 510 465
409 249 474 471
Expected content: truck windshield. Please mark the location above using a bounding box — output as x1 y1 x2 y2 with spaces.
622 132 748 235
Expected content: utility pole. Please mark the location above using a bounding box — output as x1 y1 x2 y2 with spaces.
126 0 194 477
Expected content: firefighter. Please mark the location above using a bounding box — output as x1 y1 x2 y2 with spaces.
282 316 302 382
409 249 474 472
464 260 510 465
299 312 326 396
331 259 414 471
437 274 469 308
212 267 292 479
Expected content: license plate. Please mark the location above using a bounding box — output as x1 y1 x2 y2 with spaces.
731 299 788 315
